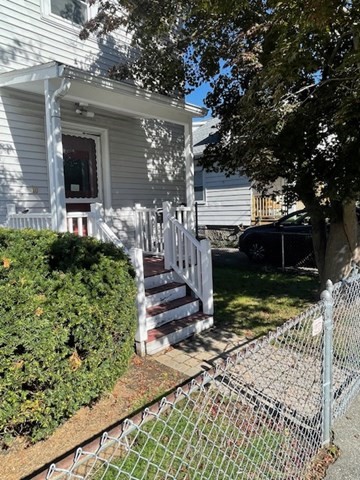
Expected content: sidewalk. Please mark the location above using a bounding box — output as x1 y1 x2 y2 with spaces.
325 394 360 479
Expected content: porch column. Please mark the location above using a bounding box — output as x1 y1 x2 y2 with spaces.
44 78 71 232
184 122 195 230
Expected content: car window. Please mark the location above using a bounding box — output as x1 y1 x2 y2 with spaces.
279 212 308 226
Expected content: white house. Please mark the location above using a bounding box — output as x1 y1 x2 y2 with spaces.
0 0 214 355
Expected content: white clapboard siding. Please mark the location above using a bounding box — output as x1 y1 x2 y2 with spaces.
0 90 50 225
0 0 133 75
196 171 252 226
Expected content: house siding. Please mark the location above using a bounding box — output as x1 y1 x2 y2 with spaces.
196 170 252 227
0 0 133 75
0 89 50 223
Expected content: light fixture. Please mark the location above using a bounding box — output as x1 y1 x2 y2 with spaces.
75 102 95 118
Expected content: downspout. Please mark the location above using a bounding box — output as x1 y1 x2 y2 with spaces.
45 78 71 232
184 121 195 231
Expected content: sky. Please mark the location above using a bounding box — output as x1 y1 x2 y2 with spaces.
185 81 212 119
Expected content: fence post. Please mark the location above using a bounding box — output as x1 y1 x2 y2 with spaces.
163 201 172 270
321 279 334 446
131 247 147 357
200 239 214 315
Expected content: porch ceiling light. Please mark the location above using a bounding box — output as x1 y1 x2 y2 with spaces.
75 102 95 118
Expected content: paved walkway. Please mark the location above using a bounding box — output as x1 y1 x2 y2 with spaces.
155 328 246 377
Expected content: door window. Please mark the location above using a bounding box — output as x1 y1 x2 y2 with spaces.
63 135 98 199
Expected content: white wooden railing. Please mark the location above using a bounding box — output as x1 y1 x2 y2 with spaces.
134 204 192 255
6 205 52 230
163 202 213 315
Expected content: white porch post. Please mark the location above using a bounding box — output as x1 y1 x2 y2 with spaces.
184 122 195 230
44 78 71 232
163 201 173 270
200 239 214 315
131 247 147 357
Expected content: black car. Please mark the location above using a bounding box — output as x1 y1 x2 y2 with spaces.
239 210 314 266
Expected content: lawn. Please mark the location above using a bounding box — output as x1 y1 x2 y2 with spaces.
213 264 319 338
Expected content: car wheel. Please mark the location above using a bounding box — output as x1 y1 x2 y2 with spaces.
247 241 266 263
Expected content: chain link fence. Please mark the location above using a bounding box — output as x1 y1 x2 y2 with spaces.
44 270 360 480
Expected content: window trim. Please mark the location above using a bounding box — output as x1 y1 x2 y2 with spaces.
40 0 97 32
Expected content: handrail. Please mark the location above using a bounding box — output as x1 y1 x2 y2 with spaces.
164 202 213 315
95 217 129 254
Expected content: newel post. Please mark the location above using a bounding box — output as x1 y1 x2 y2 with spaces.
163 201 173 270
131 247 147 357
200 239 214 315
89 203 102 239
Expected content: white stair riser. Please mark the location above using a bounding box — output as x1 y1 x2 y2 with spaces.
147 300 199 330
144 271 181 289
146 285 187 308
146 316 214 355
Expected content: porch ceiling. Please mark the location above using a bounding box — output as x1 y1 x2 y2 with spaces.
0 61 206 125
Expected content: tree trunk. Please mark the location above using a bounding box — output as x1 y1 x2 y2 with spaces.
318 203 360 290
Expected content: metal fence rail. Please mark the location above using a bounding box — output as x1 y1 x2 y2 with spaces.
45 270 360 480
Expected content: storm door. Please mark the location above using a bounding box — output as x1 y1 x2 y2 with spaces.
62 134 101 212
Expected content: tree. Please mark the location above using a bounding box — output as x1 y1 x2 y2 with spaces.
82 0 360 286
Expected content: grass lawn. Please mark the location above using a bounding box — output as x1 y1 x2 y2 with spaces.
213 264 319 338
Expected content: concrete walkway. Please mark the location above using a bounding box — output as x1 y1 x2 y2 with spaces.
154 328 246 377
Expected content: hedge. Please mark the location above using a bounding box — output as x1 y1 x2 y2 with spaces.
0 229 137 445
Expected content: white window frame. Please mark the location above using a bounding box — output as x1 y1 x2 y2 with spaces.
40 0 98 31
194 165 206 204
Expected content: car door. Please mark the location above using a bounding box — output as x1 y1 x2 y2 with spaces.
278 212 313 266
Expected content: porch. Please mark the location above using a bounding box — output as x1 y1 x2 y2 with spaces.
6 201 214 356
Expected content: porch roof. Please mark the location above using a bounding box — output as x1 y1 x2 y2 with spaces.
0 61 206 125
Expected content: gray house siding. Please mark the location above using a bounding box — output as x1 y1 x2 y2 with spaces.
196 168 252 227
0 0 132 75
0 89 50 223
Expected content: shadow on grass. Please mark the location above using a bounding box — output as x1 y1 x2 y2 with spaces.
213 264 319 338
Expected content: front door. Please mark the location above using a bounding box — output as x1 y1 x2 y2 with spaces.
62 133 101 213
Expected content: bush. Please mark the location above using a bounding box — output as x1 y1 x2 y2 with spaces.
0 229 137 445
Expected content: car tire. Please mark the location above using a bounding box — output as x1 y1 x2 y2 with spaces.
247 241 267 263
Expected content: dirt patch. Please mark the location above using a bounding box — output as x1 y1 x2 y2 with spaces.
0 355 187 480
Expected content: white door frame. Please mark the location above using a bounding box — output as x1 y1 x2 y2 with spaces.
61 121 111 215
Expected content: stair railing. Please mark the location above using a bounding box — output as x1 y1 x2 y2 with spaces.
163 202 213 315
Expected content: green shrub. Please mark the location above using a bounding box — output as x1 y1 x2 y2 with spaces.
0 229 137 444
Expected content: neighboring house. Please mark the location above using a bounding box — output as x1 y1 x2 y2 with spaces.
193 118 289 244
0 0 213 355
193 118 253 231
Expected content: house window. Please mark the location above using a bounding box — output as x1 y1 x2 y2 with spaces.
50 0 87 25
41 0 96 27
194 168 205 203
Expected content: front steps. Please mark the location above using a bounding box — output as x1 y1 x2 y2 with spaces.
142 257 214 355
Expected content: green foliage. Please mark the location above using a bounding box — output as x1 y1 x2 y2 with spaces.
0 229 137 444
82 1 360 282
